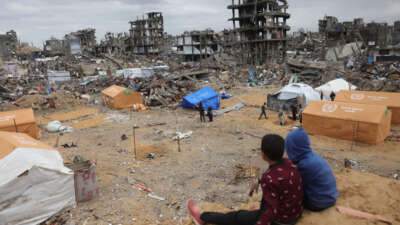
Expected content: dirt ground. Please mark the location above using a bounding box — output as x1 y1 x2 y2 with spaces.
36 86 400 225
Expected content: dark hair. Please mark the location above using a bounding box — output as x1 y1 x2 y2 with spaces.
261 134 284 161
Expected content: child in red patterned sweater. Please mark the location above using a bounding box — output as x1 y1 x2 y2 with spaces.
187 134 303 225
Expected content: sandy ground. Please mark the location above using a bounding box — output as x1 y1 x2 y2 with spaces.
36 86 400 225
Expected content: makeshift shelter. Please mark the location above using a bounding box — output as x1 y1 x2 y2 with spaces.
267 83 320 111
335 90 400 124
302 101 391 145
182 86 220 110
0 131 75 225
102 85 143 110
0 108 39 139
316 79 357 100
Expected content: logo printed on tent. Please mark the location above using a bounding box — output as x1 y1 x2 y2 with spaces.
11 135 38 146
322 104 338 113
351 94 365 100
367 96 388 102
340 106 364 113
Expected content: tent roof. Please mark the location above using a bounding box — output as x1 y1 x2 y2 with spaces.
101 85 126 98
316 79 357 93
335 90 400 108
0 108 36 129
0 131 55 159
303 100 388 124
182 86 219 110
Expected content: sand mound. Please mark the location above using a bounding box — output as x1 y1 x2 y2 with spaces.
183 169 400 225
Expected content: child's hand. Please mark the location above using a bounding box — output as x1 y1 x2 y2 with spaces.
249 180 260 197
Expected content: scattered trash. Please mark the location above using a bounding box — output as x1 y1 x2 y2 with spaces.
336 206 393 224
121 134 128 141
173 131 193 140
213 103 246 116
136 184 153 193
61 142 77 148
46 121 73 133
146 153 155 159
227 164 260 185
148 194 165 201
344 159 359 169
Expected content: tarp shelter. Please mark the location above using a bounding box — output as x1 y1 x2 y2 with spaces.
268 83 320 111
0 108 39 139
182 86 220 110
101 85 143 110
302 101 391 145
335 90 400 124
316 79 357 100
0 131 75 225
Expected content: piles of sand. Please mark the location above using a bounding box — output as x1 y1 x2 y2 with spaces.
183 169 400 225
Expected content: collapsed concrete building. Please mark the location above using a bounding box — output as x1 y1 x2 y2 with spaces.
228 0 290 65
65 29 96 55
392 21 400 45
175 29 221 62
98 32 129 56
0 30 18 60
43 38 66 57
319 16 394 48
128 12 164 55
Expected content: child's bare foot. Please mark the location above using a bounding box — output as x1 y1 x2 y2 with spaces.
187 199 203 225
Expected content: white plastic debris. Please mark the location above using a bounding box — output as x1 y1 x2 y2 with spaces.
173 131 193 140
148 194 165 201
46 121 73 133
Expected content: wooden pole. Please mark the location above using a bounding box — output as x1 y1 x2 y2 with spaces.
133 125 137 159
13 119 18 132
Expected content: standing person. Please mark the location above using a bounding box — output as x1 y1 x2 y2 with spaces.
278 110 286 126
198 102 206 123
290 105 298 121
330 92 336 101
259 103 268 120
298 105 304 125
187 134 303 225
285 128 338 212
207 106 213 122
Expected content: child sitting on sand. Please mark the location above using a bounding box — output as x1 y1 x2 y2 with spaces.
285 128 338 211
187 134 304 225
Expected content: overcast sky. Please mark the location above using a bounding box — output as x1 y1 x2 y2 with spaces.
0 0 399 47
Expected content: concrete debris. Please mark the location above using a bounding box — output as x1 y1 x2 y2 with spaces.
213 103 246 116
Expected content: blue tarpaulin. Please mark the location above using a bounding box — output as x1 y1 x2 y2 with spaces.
182 86 220 110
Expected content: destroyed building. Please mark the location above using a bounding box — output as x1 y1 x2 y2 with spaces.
98 32 129 56
392 21 400 45
0 30 18 60
175 29 221 62
319 16 393 48
65 29 96 55
228 0 290 65
43 38 66 57
128 12 164 55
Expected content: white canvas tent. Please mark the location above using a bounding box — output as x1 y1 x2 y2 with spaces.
0 131 75 225
275 83 320 107
316 79 357 100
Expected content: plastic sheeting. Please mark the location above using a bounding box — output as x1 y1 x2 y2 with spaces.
182 86 220 110
0 166 75 225
0 132 75 225
48 71 71 83
273 83 320 107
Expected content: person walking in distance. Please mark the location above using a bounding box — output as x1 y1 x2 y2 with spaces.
259 103 268 120
207 106 213 122
198 102 206 123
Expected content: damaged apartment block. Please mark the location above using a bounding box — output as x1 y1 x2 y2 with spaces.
129 12 164 55
228 0 290 65
0 30 18 61
65 29 96 55
175 29 221 62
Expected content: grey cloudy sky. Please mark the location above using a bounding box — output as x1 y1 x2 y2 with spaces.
0 0 399 47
